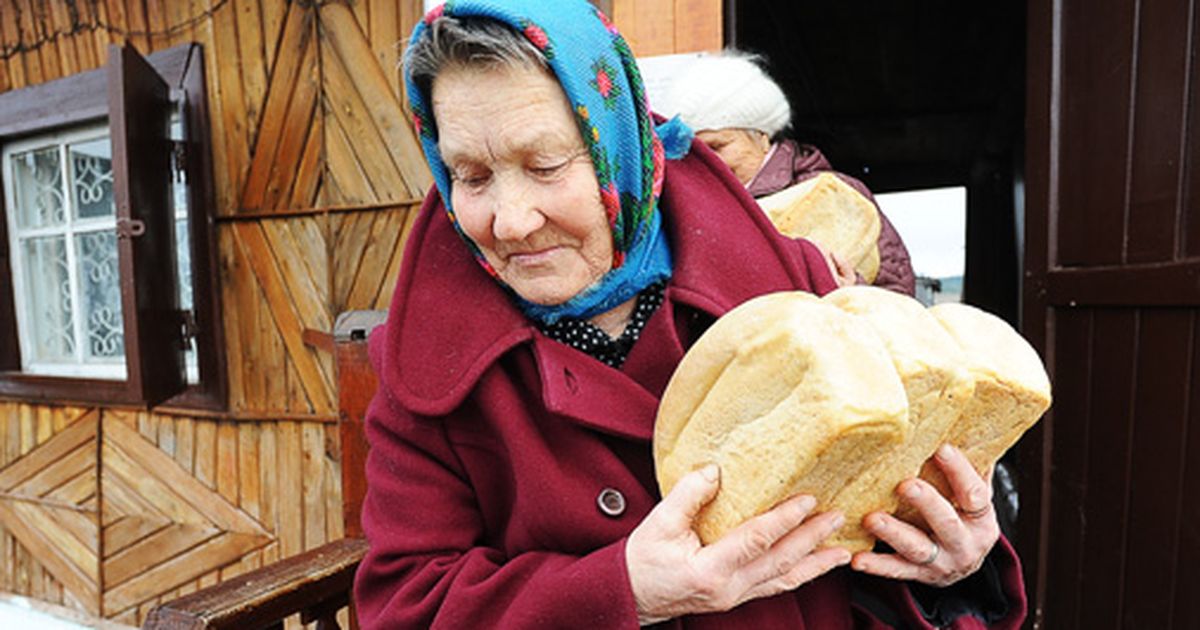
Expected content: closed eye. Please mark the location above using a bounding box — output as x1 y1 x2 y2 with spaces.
450 169 491 190
529 162 568 178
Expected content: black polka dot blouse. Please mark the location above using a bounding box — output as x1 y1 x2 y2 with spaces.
537 282 666 369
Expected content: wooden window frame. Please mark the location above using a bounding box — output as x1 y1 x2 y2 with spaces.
0 43 226 410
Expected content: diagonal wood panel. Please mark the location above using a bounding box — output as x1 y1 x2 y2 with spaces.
0 410 97 491
231 220 335 411
104 419 269 536
100 416 272 617
321 35 409 204
320 1 431 202
240 1 317 211
0 501 100 614
333 207 416 313
260 22 322 211
0 409 101 613
0 409 275 619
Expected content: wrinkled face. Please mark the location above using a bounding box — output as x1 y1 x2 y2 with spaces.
432 64 614 306
696 128 772 185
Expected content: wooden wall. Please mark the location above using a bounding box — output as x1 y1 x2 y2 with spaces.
1022 0 1200 628
0 0 720 625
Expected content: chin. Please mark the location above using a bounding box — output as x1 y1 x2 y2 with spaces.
514 290 573 307
510 281 587 307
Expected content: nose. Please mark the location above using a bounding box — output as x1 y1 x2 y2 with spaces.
491 174 545 241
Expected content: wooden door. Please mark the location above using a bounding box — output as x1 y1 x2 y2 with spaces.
1022 0 1200 628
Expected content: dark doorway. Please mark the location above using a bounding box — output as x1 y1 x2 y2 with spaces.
728 1 1026 326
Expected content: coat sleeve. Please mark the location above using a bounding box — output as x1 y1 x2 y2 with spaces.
353 388 641 630
855 536 1027 629
872 210 917 296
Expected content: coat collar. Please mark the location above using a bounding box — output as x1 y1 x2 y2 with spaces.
746 140 832 198
376 143 833 418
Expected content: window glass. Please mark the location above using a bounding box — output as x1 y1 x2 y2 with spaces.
4 127 126 378
12 147 64 230
76 229 124 361
21 235 73 362
69 138 115 220
169 113 198 383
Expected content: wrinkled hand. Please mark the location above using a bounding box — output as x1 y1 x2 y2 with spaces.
852 444 1000 587
626 464 851 625
815 244 857 288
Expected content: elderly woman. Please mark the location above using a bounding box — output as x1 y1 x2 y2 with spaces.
658 51 917 297
355 1 1023 628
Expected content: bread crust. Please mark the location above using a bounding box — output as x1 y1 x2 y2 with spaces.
755 173 882 282
653 289 1052 549
654 292 910 545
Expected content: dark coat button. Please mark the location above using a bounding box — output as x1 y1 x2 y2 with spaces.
597 487 626 517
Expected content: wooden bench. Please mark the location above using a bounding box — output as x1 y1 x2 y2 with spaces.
142 311 386 630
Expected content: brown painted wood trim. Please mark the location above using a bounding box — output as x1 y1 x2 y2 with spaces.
164 43 229 412
1044 261 1200 306
0 374 131 405
0 45 191 139
150 406 337 423
141 537 366 630
1020 0 1059 626
109 43 186 406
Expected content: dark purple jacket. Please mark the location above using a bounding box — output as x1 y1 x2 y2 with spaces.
748 140 917 296
354 143 1025 628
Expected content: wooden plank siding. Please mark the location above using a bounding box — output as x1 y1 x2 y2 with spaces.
0 0 720 625
1023 0 1200 627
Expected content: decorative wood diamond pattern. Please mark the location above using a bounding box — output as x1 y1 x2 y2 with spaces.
0 410 101 614
0 411 272 617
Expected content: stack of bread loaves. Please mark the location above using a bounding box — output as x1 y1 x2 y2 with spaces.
653 286 1052 550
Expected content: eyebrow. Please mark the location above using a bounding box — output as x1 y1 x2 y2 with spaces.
441 131 584 167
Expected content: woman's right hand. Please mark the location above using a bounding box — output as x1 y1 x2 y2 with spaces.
625 464 852 625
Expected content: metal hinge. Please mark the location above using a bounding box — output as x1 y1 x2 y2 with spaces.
171 140 188 181
179 310 198 344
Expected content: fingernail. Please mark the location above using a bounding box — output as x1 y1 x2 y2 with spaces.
870 514 888 532
700 464 719 483
796 495 817 512
904 483 922 500
830 513 845 530
937 444 955 460
839 550 853 565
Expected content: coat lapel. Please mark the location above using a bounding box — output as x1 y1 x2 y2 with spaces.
533 335 660 441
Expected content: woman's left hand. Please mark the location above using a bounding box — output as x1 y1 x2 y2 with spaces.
812 242 857 288
851 444 1000 587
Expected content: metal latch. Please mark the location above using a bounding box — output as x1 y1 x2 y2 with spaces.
116 218 146 238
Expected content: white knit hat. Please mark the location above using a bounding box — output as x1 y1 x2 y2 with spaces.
658 51 792 137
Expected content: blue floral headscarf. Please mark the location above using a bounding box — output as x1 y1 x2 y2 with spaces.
405 0 687 324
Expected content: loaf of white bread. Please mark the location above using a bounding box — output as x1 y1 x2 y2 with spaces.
653 292 911 545
653 287 1052 549
755 172 882 283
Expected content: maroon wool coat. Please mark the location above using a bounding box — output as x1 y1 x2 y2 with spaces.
748 140 918 297
354 143 1026 629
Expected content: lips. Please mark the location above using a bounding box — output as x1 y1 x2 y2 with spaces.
504 245 563 266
